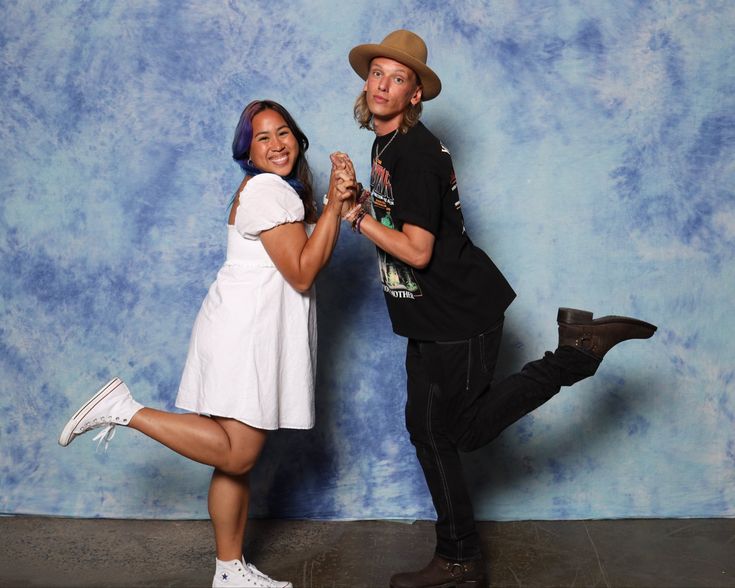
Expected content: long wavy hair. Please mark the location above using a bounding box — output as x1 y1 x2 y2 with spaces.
232 100 316 223
353 91 423 134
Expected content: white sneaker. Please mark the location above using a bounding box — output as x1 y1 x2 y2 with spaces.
212 558 292 588
58 378 143 448
243 561 292 588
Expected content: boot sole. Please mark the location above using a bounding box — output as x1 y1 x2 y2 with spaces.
58 377 123 446
557 307 657 335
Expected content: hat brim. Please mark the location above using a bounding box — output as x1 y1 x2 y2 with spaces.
348 43 441 101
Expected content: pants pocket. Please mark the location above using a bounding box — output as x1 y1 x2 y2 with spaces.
478 319 504 374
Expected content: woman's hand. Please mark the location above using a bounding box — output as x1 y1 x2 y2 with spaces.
328 152 357 214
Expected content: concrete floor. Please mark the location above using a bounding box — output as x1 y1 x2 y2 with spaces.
0 517 733 587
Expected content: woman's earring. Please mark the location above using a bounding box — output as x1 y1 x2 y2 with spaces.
247 159 254 167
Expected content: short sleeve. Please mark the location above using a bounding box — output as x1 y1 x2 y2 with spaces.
391 158 444 236
235 174 305 239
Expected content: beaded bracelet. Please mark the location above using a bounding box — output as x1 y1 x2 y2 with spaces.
351 209 367 234
355 211 367 234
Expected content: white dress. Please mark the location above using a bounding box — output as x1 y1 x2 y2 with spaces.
175 173 316 430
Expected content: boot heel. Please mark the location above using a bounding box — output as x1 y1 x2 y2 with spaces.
557 307 593 324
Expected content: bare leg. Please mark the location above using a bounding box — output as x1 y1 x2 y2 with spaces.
207 418 267 560
129 408 267 475
60 382 271 565
210 471 252 560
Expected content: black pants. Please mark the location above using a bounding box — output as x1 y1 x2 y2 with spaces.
405 318 601 561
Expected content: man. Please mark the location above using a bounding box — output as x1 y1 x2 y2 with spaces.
342 30 656 588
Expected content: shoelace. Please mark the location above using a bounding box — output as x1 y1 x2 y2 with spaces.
92 424 116 452
245 563 287 587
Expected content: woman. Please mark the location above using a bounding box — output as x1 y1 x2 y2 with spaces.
59 100 355 588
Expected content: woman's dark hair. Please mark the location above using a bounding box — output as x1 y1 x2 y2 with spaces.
232 100 316 223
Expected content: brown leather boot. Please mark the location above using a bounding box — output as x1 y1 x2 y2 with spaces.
557 307 657 359
389 554 487 588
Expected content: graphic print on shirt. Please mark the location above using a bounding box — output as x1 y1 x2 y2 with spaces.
442 142 467 237
370 160 422 299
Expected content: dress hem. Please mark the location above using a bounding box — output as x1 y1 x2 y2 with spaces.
174 401 314 431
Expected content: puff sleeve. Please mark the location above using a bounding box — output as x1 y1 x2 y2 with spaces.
235 173 305 239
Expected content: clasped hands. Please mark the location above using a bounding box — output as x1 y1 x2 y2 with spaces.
327 152 367 223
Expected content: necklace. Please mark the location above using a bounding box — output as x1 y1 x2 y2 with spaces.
373 129 399 165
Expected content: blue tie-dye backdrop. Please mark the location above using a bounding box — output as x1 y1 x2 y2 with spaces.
1 1 733 521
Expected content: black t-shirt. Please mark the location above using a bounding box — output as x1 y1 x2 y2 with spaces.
368 121 516 341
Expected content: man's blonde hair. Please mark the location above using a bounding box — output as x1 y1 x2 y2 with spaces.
353 91 423 134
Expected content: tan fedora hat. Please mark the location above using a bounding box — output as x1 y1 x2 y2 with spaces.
349 29 442 100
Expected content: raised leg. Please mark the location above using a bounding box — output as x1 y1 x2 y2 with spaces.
129 409 266 475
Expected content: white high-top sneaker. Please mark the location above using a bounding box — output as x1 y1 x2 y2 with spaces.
243 561 292 588
212 558 292 588
58 378 143 448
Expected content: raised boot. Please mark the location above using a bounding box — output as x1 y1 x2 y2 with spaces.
557 307 657 359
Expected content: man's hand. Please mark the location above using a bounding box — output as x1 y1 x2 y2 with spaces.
330 152 358 215
325 152 357 219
